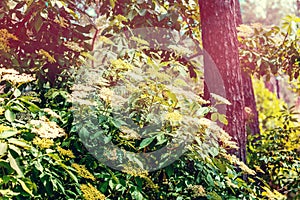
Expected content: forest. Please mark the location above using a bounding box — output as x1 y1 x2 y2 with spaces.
0 0 299 199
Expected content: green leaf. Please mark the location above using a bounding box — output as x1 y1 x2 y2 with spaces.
34 161 43 173
65 168 78 183
134 177 143 189
218 114 228 125
0 189 19 197
79 127 89 138
128 8 138 21
5 109 16 122
110 0 116 9
156 133 167 145
132 190 144 200
197 107 210 116
111 119 121 128
10 104 25 112
133 157 144 169
57 179 66 194
158 13 168 22
11 56 20 67
209 147 219 157
213 159 226 173
211 113 218 122
18 97 40 112
109 179 115 189
138 9 147 16
0 142 8 158
0 130 19 139
17 179 33 196
13 89 21 98
165 165 174 177
8 151 23 177
8 144 21 156
139 137 154 149
207 191 222 200
104 136 112 144
34 13 43 33
7 138 31 149
206 174 214 186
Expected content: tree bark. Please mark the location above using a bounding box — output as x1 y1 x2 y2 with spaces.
297 0 300 16
235 0 260 136
199 0 247 163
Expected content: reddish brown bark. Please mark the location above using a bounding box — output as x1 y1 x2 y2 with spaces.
199 0 247 163
243 73 260 136
235 0 260 136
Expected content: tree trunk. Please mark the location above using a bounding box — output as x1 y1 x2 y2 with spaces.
235 0 260 136
297 0 300 16
243 74 261 135
199 0 247 163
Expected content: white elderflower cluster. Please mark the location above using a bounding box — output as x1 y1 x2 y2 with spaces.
199 118 238 149
43 108 61 120
164 111 183 123
187 184 206 197
70 84 97 106
30 116 66 139
99 87 114 103
0 68 35 85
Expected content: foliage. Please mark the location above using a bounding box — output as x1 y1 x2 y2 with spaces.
70 8 260 198
248 78 300 199
239 10 300 199
0 0 93 88
0 0 293 199
238 15 300 82
239 14 300 200
0 64 263 199
252 78 287 130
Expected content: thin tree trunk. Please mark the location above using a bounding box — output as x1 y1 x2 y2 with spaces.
199 0 247 163
235 0 260 136
297 0 300 16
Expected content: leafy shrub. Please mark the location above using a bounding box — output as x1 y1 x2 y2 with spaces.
0 66 263 200
252 78 287 130
248 78 300 199
238 15 300 81
0 26 265 200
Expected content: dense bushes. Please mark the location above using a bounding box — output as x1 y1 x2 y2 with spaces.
0 29 259 198
0 67 261 199
247 78 300 199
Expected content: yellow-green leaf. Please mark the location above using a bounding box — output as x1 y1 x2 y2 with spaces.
0 130 19 139
218 114 228 125
8 138 31 150
8 151 23 177
0 189 19 197
17 179 33 196
0 142 8 158
211 113 218 122
5 109 16 122
110 0 116 9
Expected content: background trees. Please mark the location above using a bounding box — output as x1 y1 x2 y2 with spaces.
241 0 298 25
